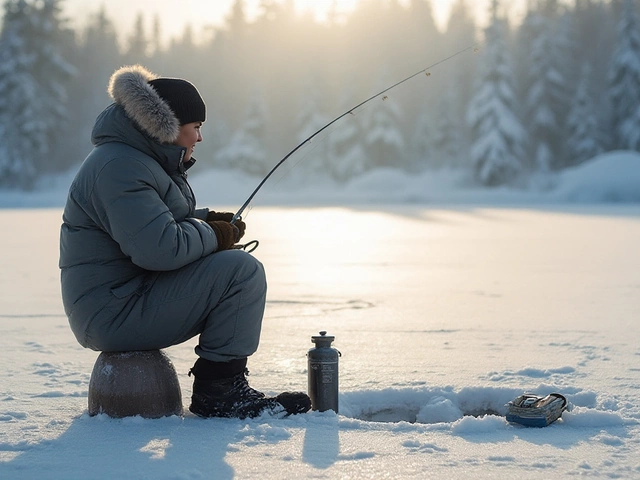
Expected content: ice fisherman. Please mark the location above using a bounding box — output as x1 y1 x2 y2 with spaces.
59 65 311 419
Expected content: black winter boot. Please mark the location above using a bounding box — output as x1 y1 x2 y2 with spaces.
188 359 311 419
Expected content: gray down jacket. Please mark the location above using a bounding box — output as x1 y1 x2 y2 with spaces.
59 66 218 346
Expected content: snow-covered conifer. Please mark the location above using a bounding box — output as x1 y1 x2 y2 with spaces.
518 1 571 171
0 0 75 188
466 1 525 186
78 6 120 107
411 112 433 171
295 86 331 178
216 90 269 176
431 91 462 169
226 0 248 41
443 0 477 135
363 73 406 170
566 63 604 166
327 90 366 182
125 13 149 63
329 122 366 182
0 0 35 187
608 0 640 150
61 6 120 167
619 102 640 151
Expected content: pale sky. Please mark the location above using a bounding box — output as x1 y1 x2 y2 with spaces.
65 0 530 44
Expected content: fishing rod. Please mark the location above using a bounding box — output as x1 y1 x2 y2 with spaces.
231 41 482 251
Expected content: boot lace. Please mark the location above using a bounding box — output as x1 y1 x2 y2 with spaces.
232 369 266 402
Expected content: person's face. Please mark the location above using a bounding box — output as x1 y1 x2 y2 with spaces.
175 121 203 162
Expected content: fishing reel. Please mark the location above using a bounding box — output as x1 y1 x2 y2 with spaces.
229 214 259 253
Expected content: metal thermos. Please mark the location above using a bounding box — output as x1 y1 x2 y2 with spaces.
307 331 340 413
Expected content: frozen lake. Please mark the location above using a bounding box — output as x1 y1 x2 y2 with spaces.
1 204 639 478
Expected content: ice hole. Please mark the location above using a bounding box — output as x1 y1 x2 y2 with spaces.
341 388 513 424
355 406 501 424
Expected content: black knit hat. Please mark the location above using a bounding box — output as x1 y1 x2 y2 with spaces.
148 78 206 125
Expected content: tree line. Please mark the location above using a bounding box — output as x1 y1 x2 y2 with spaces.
0 0 638 189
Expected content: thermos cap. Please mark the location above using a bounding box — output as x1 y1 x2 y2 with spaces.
311 330 335 347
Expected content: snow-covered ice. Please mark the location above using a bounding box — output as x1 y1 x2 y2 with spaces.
1 152 639 478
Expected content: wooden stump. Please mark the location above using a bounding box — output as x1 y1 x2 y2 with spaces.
88 350 183 418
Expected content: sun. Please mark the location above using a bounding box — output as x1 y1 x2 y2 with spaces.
288 0 462 30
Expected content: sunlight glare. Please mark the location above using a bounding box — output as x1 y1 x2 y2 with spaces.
252 207 427 298
64 0 530 47
292 0 359 23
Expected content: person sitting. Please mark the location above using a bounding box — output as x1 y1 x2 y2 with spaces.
59 65 310 419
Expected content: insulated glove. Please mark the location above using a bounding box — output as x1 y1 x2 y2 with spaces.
206 211 246 241
208 221 240 251
206 211 234 223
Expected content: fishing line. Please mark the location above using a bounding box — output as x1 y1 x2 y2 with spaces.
243 120 345 200
231 41 483 226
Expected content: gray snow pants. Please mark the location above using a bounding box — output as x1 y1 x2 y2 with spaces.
83 250 267 362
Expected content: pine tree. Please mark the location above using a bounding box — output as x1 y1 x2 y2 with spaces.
166 24 196 73
0 0 35 187
443 0 477 150
619 96 640 150
328 89 366 182
363 72 406 171
609 0 640 150
431 91 461 169
295 85 330 178
364 94 406 170
519 0 571 171
62 6 120 167
226 0 248 41
0 0 75 188
566 63 604 166
216 90 269 176
412 112 433 171
80 6 120 88
151 14 162 56
466 1 525 186
125 13 148 63
30 0 76 173
572 0 616 96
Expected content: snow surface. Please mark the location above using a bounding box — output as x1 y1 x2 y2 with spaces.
1 152 640 479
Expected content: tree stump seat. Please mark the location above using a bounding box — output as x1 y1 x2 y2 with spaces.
88 350 183 418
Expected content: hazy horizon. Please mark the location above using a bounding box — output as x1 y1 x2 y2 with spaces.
61 0 533 44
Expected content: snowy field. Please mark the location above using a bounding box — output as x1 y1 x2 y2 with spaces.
1 152 640 479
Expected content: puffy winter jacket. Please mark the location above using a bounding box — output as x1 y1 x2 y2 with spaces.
59 66 218 346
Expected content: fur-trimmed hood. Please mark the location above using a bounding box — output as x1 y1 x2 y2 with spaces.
107 65 180 144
